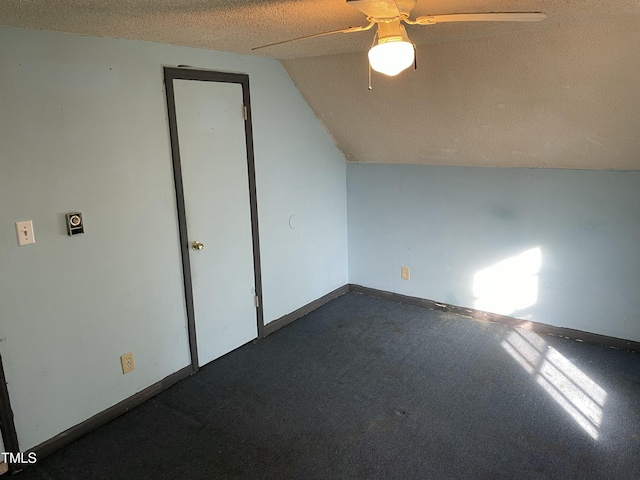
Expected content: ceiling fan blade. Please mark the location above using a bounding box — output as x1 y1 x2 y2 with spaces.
252 22 375 51
412 12 547 25
347 0 401 19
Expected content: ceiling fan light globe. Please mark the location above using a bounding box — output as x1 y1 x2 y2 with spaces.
368 40 414 76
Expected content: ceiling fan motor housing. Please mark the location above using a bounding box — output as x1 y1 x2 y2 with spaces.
377 20 410 43
346 0 416 19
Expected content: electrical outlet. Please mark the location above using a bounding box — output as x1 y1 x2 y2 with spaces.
120 352 135 374
401 266 410 280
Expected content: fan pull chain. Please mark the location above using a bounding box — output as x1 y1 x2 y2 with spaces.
368 31 378 90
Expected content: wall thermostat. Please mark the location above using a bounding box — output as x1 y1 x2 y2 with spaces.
66 212 84 236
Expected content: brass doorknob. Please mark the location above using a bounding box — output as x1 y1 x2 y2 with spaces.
192 241 204 251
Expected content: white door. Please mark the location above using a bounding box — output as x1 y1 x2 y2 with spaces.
173 79 258 367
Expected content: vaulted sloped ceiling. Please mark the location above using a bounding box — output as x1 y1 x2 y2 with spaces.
2 0 639 169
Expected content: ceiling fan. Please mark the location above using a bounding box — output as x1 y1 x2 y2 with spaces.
253 0 546 77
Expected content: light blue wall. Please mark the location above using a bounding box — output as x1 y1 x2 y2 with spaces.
0 26 347 450
252 61 348 322
347 163 640 342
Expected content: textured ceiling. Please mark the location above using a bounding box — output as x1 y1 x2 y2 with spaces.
2 0 639 169
283 16 640 169
2 0 639 58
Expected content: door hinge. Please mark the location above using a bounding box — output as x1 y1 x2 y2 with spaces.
254 294 260 308
243 104 248 121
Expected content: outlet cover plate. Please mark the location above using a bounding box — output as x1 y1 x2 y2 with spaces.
120 352 135 374
401 266 410 280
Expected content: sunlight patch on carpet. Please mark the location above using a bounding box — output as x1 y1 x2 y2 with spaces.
501 329 606 440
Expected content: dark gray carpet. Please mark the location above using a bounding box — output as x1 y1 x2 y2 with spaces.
15 292 640 479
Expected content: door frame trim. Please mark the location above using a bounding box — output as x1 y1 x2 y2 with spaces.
0 354 20 473
164 67 265 374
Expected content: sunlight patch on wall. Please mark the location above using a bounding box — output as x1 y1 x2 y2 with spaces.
501 329 607 440
473 247 541 316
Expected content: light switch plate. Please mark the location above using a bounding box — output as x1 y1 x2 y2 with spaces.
16 220 35 246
